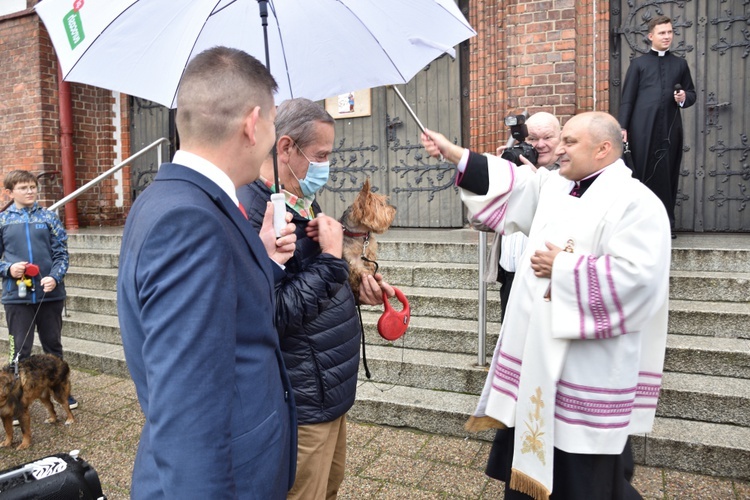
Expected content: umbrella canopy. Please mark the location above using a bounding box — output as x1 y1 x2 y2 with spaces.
36 0 476 108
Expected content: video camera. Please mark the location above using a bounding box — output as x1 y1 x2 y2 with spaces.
501 113 539 166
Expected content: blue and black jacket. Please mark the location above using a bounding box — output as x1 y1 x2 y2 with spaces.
238 180 360 426
0 202 68 304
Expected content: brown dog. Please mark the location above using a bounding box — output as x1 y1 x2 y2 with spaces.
340 178 397 297
0 354 75 450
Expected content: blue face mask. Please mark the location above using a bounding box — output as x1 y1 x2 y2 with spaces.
292 144 330 197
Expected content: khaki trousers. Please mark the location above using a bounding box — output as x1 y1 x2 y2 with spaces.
287 415 347 500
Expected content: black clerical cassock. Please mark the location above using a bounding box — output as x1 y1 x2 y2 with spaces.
618 49 696 228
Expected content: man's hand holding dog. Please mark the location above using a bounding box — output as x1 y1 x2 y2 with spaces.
359 273 395 306
260 202 297 265
305 213 343 259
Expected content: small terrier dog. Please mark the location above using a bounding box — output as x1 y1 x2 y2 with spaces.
0 354 75 450
340 178 397 298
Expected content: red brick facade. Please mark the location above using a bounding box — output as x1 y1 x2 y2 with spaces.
1 1 609 227
0 5 130 226
467 0 611 154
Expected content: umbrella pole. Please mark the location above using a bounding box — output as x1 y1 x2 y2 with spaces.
257 0 280 194
390 86 444 162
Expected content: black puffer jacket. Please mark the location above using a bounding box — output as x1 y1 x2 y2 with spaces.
237 181 360 425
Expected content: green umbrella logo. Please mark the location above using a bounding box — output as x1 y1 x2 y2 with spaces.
63 0 85 49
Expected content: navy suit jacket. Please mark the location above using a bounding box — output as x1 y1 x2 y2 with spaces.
117 163 296 499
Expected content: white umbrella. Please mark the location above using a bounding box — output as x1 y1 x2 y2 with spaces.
36 0 476 108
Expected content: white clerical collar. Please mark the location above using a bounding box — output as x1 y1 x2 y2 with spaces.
651 48 668 57
172 150 239 206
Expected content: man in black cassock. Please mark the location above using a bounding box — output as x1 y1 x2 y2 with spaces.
618 15 696 237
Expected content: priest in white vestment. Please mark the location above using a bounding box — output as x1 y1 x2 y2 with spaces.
421 112 671 500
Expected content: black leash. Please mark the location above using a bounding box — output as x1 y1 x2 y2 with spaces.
357 304 371 379
13 289 47 379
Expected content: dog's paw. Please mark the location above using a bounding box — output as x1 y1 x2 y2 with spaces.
0 439 11 448
64 417 74 426
16 441 30 451
44 417 56 424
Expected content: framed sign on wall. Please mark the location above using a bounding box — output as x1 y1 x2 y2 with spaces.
325 89 371 119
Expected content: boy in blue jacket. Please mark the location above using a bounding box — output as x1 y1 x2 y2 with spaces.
0 170 77 409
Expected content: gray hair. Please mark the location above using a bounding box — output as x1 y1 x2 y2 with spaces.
275 98 334 148
176 46 278 145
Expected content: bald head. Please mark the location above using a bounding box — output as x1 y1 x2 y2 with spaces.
526 112 560 132
526 112 562 167
556 112 623 181
586 112 623 158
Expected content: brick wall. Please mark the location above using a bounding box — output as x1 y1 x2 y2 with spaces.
467 0 611 155
0 10 49 194
1 8 131 226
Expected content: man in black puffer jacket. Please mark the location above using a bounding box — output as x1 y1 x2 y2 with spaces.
238 98 393 499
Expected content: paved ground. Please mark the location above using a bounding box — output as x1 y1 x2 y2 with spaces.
0 366 747 499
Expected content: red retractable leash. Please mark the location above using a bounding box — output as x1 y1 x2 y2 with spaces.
359 285 411 382
377 287 410 341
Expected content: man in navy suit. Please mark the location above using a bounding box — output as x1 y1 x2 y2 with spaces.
117 47 298 499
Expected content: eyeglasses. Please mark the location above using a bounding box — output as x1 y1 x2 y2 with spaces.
13 186 37 193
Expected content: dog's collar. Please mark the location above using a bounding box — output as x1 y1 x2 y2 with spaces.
343 227 370 239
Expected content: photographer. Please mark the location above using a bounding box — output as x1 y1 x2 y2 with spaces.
488 112 562 321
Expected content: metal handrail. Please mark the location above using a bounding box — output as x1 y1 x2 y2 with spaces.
477 231 487 366
49 137 170 212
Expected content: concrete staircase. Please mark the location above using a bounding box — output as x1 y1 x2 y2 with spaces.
351 229 750 482
1 228 748 480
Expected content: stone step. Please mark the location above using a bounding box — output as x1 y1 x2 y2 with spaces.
376 229 486 264
361 286 750 338
359 314 750 380
65 287 118 316
64 253 749 305
630 417 750 481
658 373 750 427
350 384 750 480
671 245 750 273
350 381 495 442
378 260 499 291
67 249 120 269
67 230 750 273
664 334 750 379
0 334 127 378
67 231 123 251
380 261 748 303
65 266 119 291
376 230 750 272
669 299 750 339
669 270 750 302
359 344 488 395
0 310 121 346
358 345 749 427
359 310 500 357
367 285 500 322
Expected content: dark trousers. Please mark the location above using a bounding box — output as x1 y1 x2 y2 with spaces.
498 268 515 323
5 300 65 364
486 427 642 499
